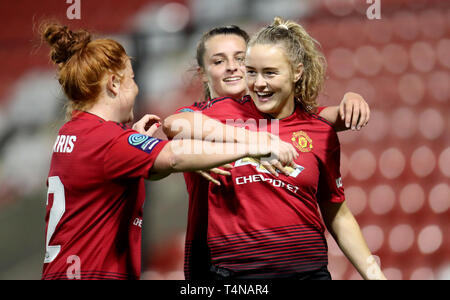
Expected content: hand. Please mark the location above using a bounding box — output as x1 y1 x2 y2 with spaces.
266 132 299 167
196 164 233 186
259 159 293 177
132 114 161 136
249 131 299 169
339 92 370 131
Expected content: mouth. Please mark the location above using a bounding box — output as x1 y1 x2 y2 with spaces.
255 91 274 102
223 76 243 84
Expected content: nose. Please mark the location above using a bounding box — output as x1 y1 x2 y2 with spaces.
254 74 266 90
226 60 238 73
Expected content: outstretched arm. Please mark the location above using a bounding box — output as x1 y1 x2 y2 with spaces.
319 201 386 280
163 111 250 144
162 111 298 177
319 92 370 132
134 113 298 179
149 136 297 180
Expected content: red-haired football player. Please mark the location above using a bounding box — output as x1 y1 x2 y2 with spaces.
40 23 296 280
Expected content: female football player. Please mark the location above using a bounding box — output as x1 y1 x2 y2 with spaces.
164 19 384 280
40 22 296 280
163 24 371 279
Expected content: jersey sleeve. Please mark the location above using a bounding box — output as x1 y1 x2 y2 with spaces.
103 130 169 180
316 130 345 203
174 100 208 114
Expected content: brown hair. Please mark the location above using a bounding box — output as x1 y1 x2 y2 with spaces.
248 17 326 112
196 25 250 101
40 22 128 118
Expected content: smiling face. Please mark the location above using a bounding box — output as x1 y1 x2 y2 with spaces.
245 44 302 119
200 34 248 99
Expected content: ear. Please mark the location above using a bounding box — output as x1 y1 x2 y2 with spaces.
293 63 303 83
197 66 209 83
106 73 121 97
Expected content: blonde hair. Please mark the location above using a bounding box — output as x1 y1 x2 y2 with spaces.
248 17 326 112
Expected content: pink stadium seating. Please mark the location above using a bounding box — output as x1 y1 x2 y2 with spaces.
145 0 449 280
0 0 447 280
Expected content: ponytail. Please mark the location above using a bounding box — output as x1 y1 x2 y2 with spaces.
39 21 128 118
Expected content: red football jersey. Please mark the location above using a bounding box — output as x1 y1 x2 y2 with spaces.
176 97 333 279
199 98 345 278
42 111 168 280
175 96 261 279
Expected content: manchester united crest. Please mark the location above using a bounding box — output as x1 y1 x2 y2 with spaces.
291 131 313 153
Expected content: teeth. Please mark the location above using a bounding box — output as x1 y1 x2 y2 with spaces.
257 92 273 97
224 77 241 82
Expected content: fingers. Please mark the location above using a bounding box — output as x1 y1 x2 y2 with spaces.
341 93 371 131
339 101 345 121
132 118 146 134
133 114 161 135
344 101 354 130
143 114 161 131
195 164 234 186
346 101 370 130
146 123 160 136
289 143 299 160
289 160 299 169
281 142 298 164
270 159 290 176
209 168 231 176
260 160 279 177
253 132 301 177
196 170 221 186
364 101 371 126
356 101 369 130
350 101 360 130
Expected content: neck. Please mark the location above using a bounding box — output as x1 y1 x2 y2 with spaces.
271 95 296 119
84 95 118 122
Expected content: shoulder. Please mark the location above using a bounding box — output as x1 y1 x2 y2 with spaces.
296 110 340 151
66 112 131 136
194 96 256 121
67 116 134 143
200 96 251 111
299 107 335 132
89 121 134 142
309 113 335 131
174 97 248 114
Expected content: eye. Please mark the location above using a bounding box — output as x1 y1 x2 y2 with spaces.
213 60 224 65
236 56 245 63
246 69 256 76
